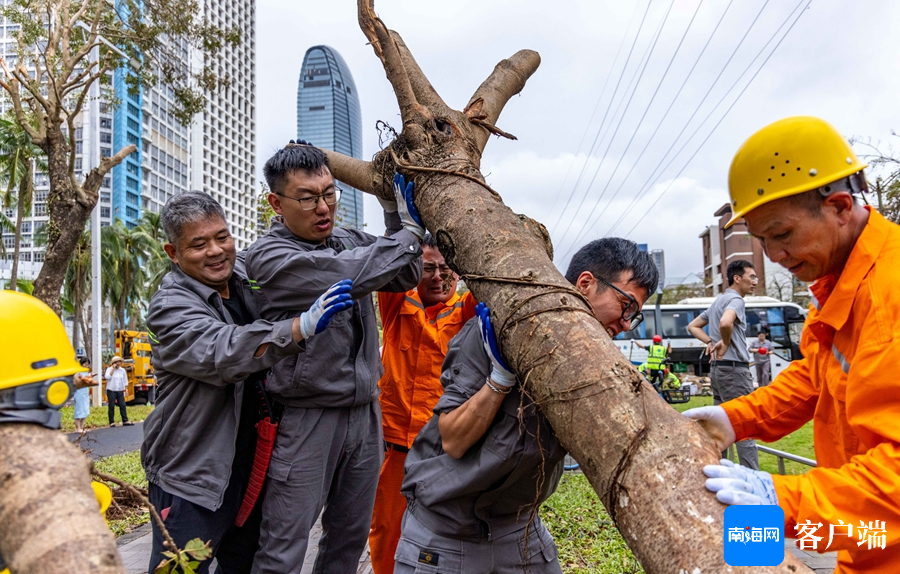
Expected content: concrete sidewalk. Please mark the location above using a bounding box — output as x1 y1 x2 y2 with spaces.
117 524 832 573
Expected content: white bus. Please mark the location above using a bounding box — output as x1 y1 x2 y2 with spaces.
612 296 807 384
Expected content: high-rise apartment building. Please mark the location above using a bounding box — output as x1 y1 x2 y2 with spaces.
190 0 257 249
1 0 257 286
296 45 364 229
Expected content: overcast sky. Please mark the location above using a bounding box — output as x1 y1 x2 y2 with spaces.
255 0 900 282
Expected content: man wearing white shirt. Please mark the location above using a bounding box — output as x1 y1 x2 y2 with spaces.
105 355 132 427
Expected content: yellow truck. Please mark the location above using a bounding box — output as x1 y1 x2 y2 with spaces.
91 330 157 405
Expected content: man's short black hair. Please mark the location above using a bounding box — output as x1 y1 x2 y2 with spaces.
564 238 658 294
422 233 438 249
263 143 331 195
726 259 754 286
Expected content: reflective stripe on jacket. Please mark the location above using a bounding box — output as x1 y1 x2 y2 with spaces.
647 344 667 369
378 290 476 449
722 208 900 573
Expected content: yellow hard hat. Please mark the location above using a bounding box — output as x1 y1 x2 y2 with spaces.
726 116 867 227
0 291 81 391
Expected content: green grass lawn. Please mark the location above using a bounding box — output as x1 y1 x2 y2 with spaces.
543 395 815 572
541 474 644 573
670 396 815 476
93 450 150 536
60 404 155 433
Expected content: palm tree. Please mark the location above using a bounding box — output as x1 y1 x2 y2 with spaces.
133 210 169 298
101 218 160 332
63 227 92 356
0 118 43 290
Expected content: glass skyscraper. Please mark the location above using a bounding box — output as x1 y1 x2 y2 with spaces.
297 45 364 229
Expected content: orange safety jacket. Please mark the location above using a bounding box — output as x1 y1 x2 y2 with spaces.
378 290 476 449
722 208 900 573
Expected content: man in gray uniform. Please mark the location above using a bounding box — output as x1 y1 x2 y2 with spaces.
397 238 657 573
142 191 353 574
244 143 424 574
688 259 759 469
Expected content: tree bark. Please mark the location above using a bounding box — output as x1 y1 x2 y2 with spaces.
31 127 134 315
0 425 123 573
326 3 810 572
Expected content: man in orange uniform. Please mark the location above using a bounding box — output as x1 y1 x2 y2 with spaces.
684 116 900 573
369 233 476 574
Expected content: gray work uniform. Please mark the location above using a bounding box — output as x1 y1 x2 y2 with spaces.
244 215 422 574
143 264 303 511
699 288 758 469
749 339 775 387
398 319 566 574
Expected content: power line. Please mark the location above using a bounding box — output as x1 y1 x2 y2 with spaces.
554 0 704 256
564 0 771 251
588 0 735 238
547 0 653 235
544 1 642 229
552 0 676 254
621 0 812 239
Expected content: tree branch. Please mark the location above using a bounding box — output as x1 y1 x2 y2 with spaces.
0 66 45 145
323 149 382 196
466 50 541 153
390 31 448 113
82 144 136 203
358 0 420 124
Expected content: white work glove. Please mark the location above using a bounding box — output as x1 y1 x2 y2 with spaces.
683 405 736 451
704 459 779 506
377 196 398 213
475 302 517 388
299 279 354 340
392 173 426 240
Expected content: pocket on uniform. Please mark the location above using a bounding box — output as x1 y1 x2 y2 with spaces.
518 524 559 567
267 455 292 482
394 536 462 573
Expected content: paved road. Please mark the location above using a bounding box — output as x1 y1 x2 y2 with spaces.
67 421 144 459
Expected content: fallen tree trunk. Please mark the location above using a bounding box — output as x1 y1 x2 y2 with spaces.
0 425 123 573
325 2 810 572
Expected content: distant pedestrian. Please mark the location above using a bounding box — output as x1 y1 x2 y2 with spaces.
687 259 759 469
749 331 774 387
105 356 132 427
74 357 92 434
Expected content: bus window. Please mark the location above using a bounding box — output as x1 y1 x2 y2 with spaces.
661 310 692 338
618 313 655 340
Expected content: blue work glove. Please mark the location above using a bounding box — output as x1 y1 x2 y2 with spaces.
704 459 779 506
475 302 516 388
299 279 354 339
683 405 736 451
392 173 426 240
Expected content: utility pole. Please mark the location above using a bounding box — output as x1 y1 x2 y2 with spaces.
875 177 884 212
87 42 103 407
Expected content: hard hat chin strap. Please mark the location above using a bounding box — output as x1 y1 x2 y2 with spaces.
817 171 868 198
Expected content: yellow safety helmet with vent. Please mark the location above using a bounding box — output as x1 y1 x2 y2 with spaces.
0 291 80 406
726 116 867 228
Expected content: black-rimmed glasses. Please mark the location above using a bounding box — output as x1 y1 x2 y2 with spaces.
597 276 644 331
276 187 342 210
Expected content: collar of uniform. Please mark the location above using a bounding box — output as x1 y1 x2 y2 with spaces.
402 289 462 316
810 206 885 332
169 263 249 314
269 217 348 249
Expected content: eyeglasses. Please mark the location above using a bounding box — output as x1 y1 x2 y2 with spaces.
276 187 342 210
596 276 644 331
422 264 452 276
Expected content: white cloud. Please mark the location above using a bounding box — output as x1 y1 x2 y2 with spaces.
257 0 900 281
